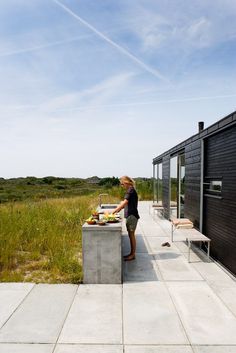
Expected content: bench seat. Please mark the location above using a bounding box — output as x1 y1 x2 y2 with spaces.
171 219 211 262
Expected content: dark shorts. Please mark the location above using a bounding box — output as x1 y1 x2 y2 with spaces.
126 215 138 232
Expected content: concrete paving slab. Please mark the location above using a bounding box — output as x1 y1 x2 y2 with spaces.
135 225 143 234
139 226 163 235
125 346 193 353
58 284 122 344
139 216 161 223
0 283 34 329
0 284 77 344
123 282 188 344
0 344 54 353
158 220 172 230
155 254 203 281
123 235 149 254
181 250 208 263
171 239 211 262
146 237 180 254
209 285 236 316
142 232 168 239
54 344 123 353
167 282 236 344
123 254 161 282
174 239 211 259
142 218 169 228
141 227 168 237
139 219 159 226
174 240 190 253
192 263 235 287
193 346 236 353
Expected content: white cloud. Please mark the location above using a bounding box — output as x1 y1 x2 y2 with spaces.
39 72 134 113
177 17 213 49
121 2 236 53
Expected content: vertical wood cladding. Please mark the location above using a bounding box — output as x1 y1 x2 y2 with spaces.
162 155 170 218
184 140 201 229
203 124 236 275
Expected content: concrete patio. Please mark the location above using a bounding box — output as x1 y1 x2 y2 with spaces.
0 201 236 353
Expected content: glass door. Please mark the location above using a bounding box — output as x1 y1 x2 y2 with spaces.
178 154 185 218
170 153 185 218
170 156 178 218
153 164 158 203
157 163 162 204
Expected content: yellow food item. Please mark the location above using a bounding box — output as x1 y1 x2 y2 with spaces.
86 216 95 222
103 213 117 221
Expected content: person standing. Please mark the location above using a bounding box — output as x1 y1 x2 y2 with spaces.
113 176 140 261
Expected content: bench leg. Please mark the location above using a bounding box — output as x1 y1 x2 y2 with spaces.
207 242 210 259
188 239 191 262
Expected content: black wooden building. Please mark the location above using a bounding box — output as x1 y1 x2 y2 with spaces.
153 111 236 276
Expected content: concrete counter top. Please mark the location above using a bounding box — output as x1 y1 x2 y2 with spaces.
82 221 122 231
82 205 123 284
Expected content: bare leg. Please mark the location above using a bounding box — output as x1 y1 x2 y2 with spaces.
124 230 136 260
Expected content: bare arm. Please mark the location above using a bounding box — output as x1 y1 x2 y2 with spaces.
113 199 128 213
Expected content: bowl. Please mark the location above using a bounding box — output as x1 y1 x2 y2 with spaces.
86 220 96 225
92 213 99 220
107 219 119 223
98 221 106 226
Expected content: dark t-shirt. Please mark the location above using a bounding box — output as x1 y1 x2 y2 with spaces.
124 187 140 219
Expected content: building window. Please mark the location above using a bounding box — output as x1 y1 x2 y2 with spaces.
209 180 222 192
158 163 163 203
153 163 163 204
204 179 222 196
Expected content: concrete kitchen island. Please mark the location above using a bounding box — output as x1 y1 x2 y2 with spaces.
82 221 123 284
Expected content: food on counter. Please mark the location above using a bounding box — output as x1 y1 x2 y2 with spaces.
86 216 97 225
92 210 99 219
103 213 119 223
86 210 121 225
97 220 107 226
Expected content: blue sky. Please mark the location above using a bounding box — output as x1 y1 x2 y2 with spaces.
1 0 236 178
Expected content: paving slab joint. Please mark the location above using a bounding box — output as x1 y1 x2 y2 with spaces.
52 286 79 353
0 283 36 331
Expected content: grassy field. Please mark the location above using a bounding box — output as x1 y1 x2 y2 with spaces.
0 176 103 203
0 176 153 203
0 177 153 283
0 192 121 283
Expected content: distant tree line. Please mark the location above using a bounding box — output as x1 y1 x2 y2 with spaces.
99 177 120 187
0 176 153 203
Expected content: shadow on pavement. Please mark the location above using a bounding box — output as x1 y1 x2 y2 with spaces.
122 234 161 283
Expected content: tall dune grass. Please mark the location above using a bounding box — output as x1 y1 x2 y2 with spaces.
0 183 152 283
0 194 118 283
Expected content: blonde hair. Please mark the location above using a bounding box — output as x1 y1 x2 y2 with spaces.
120 175 135 187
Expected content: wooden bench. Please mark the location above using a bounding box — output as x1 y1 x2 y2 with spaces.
153 206 164 217
171 218 194 242
149 203 164 216
171 218 211 262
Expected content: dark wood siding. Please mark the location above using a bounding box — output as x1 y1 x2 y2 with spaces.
184 140 201 228
153 112 236 275
203 124 236 275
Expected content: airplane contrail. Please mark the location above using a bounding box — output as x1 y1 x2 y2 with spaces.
52 0 168 82
5 93 235 112
50 93 236 111
0 34 90 58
